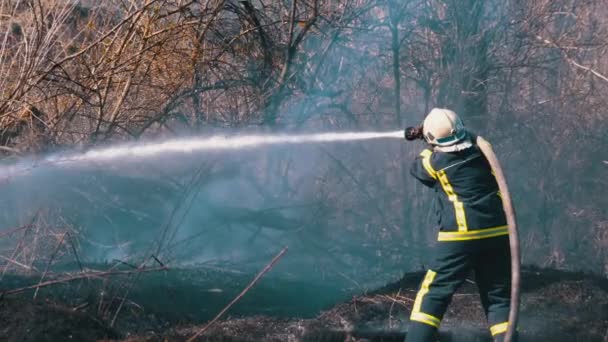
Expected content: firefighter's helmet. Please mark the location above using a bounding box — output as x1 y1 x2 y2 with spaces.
422 108 466 146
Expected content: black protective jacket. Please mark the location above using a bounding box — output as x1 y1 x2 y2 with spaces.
410 133 508 241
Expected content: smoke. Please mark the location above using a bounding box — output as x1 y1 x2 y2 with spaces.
0 129 413 293
0 0 430 301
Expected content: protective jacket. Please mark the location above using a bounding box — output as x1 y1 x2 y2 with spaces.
410 133 508 242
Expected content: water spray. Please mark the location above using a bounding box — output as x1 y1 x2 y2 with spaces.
0 130 405 179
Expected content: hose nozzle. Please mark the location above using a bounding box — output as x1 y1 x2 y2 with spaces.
405 126 423 141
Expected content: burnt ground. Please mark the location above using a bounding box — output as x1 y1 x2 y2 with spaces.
1 267 607 342
0 297 119 342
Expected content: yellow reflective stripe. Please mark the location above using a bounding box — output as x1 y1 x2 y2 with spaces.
410 270 441 328
410 311 441 328
436 169 468 232
420 149 437 179
412 270 436 313
438 225 508 241
490 322 509 336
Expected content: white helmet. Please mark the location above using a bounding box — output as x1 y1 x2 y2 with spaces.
422 108 467 146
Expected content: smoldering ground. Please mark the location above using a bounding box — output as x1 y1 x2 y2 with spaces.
2 265 606 341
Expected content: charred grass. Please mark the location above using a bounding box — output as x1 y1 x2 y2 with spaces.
1 266 607 342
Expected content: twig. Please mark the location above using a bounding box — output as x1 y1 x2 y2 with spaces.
1 266 168 296
71 302 90 311
535 35 608 83
34 232 67 299
28 217 43 269
151 255 165 267
187 246 289 342
66 232 83 272
371 294 414 306
110 255 167 327
389 288 401 329
337 271 363 291
0 225 31 239
98 287 106 316
111 260 138 269
0 255 34 271
1 224 31 278
0 209 40 280
110 293 145 326
0 146 21 155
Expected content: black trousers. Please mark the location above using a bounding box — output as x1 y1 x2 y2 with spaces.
406 235 512 342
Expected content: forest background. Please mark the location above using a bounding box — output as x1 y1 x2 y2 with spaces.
0 0 606 291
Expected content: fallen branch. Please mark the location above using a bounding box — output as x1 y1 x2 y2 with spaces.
0 146 21 155
1 266 168 296
0 225 31 239
187 246 289 342
0 255 35 271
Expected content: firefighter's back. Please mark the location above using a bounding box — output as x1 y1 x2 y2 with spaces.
418 144 508 242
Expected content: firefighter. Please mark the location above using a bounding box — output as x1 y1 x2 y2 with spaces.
404 108 512 342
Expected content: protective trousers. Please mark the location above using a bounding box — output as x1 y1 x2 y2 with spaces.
406 235 512 342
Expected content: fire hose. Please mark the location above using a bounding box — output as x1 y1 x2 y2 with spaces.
405 127 520 342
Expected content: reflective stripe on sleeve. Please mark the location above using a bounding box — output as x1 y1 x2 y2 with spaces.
420 149 437 179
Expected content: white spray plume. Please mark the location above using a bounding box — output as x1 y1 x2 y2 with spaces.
0 130 404 179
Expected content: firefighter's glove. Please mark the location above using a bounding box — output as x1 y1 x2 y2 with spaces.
405 126 424 141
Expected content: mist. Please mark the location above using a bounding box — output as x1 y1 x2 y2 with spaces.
0 129 418 294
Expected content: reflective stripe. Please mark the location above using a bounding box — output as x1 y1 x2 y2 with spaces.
412 270 436 313
436 169 468 232
410 270 441 328
420 150 437 179
438 225 508 241
410 311 441 328
490 322 509 336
